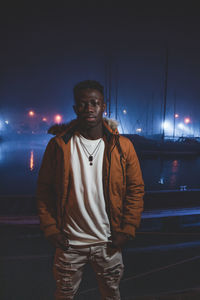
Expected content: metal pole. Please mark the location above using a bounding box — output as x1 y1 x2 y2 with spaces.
115 64 118 120
162 46 168 141
108 58 111 118
173 91 176 139
105 62 108 115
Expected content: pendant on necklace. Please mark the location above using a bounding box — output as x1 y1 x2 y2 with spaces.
89 155 93 166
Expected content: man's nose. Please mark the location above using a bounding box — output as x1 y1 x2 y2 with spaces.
85 102 93 112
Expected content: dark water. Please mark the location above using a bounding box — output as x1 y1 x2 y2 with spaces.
0 137 200 195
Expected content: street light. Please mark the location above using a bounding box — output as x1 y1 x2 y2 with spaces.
173 113 179 138
28 110 35 117
178 123 184 129
136 128 142 133
54 114 62 124
162 121 172 130
184 117 191 124
123 109 127 114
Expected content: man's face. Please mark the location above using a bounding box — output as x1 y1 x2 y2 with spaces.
73 89 106 128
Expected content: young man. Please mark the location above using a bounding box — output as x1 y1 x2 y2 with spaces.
37 80 144 300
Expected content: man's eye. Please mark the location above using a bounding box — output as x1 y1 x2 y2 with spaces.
91 100 99 106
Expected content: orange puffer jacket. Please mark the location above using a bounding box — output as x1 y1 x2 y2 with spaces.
37 119 144 239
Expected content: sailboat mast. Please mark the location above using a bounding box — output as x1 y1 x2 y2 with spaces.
108 58 112 118
173 91 176 138
115 64 118 120
162 46 168 140
105 63 108 114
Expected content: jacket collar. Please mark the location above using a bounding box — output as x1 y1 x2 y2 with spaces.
48 118 119 145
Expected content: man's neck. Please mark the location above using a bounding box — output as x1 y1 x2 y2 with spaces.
78 124 103 140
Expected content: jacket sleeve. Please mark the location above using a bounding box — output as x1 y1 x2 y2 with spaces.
121 139 144 237
37 138 61 238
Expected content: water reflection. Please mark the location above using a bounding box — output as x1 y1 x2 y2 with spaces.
30 150 34 171
158 159 164 185
1 138 200 194
172 160 179 171
169 159 180 188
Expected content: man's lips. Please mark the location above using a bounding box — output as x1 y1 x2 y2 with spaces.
84 116 96 121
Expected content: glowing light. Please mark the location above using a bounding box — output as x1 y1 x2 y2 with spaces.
28 110 35 117
178 123 184 129
104 112 108 116
136 128 142 132
175 114 179 118
123 109 127 114
42 117 47 122
5 120 9 124
184 117 190 124
54 114 62 124
158 177 164 184
162 121 172 130
30 150 34 171
177 123 191 135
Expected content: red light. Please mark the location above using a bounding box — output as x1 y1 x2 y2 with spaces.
184 117 190 124
28 110 35 117
54 114 62 124
42 117 47 122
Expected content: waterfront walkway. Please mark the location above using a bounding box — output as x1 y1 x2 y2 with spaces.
1 223 200 299
1 201 200 299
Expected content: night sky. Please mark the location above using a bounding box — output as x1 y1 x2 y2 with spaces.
1 2 200 134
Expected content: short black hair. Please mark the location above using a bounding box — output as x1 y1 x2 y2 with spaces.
73 80 104 102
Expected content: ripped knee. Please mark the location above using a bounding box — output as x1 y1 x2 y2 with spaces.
98 263 124 284
54 261 77 298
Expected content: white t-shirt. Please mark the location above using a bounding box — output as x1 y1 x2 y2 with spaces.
63 134 111 246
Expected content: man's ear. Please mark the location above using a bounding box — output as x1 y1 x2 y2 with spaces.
103 102 106 112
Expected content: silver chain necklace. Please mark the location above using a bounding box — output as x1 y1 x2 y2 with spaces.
79 136 102 166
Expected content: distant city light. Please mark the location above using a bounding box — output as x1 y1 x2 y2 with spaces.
42 117 47 122
162 121 172 130
54 114 62 124
178 123 184 130
104 112 108 116
123 109 127 114
5 120 9 124
28 110 35 117
177 122 192 135
184 117 191 124
175 114 179 118
136 128 142 132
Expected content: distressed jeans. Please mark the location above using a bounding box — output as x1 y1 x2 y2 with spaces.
53 243 124 300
